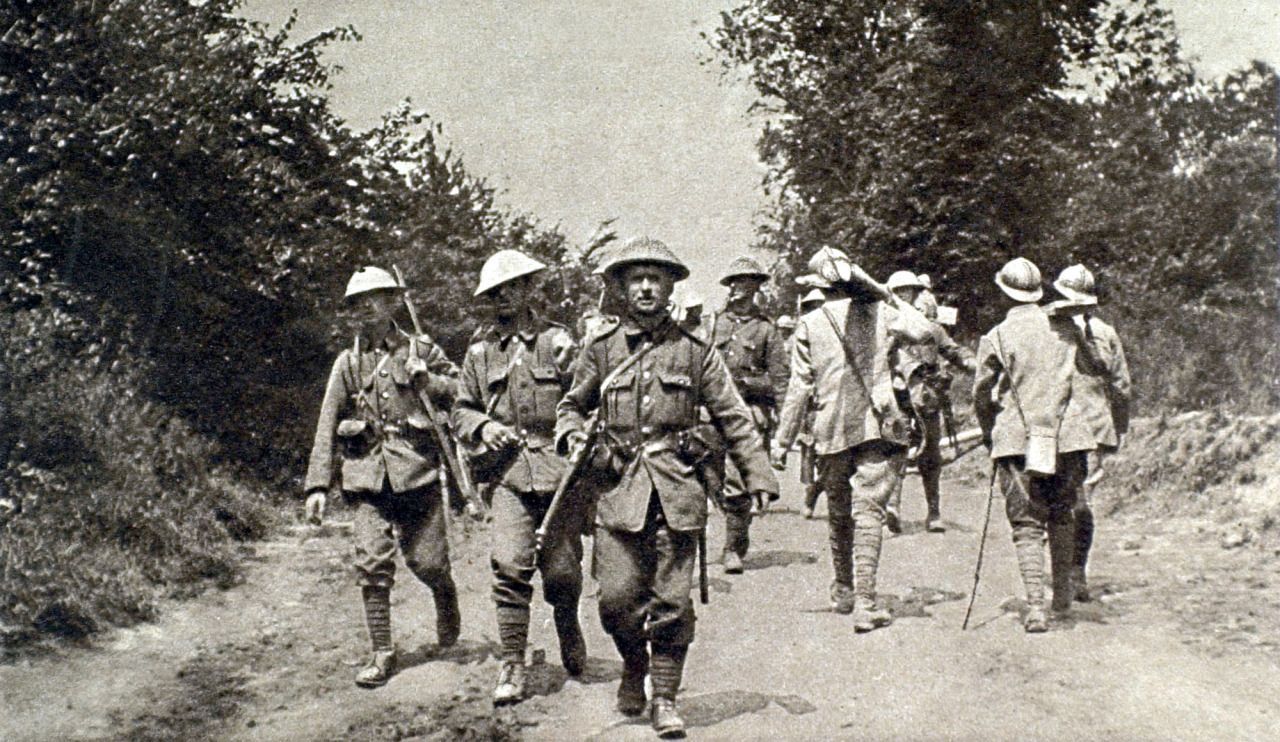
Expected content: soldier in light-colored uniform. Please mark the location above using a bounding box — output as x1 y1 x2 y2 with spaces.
304 267 462 687
710 257 789 574
794 286 827 519
973 257 1097 632
915 273 940 321
451 250 586 705
557 237 778 738
773 248 933 631
884 270 975 533
1051 264 1131 602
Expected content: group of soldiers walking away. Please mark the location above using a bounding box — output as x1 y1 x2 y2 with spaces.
303 237 1130 737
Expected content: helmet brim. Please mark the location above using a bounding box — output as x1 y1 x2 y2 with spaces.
719 271 770 287
1052 279 1097 306
995 274 1043 303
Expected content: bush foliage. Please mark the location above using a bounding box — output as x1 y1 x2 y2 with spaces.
710 0 1278 412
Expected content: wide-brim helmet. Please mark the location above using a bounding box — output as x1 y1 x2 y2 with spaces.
1053 264 1098 306
886 270 923 292
719 256 770 286
599 236 690 281
994 257 1044 303
474 249 548 297
799 288 826 309
344 266 402 300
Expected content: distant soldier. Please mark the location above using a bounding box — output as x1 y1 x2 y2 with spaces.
1051 264 1131 602
884 270 975 534
795 287 827 519
776 314 797 342
774 248 933 630
973 257 1097 632
451 250 586 705
915 273 939 321
710 256 789 574
304 267 462 687
557 237 778 737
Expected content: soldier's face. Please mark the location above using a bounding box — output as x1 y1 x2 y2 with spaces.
726 277 762 306
893 287 921 305
622 265 674 318
347 291 395 323
487 277 530 320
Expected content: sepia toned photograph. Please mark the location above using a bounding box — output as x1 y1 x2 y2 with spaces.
0 1 1277 739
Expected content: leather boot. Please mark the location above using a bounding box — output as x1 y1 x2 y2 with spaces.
554 605 587 677
650 645 687 738
614 638 649 716
852 596 893 633
355 649 397 688
829 581 855 615
1048 520 1076 614
722 549 744 575
492 660 526 706
1013 529 1047 633
434 580 461 647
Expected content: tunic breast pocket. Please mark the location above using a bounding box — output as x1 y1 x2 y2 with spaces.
604 367 636 420
529 365 562 420
656 369 695 424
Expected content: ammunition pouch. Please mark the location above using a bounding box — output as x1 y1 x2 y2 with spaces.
336 419 372 457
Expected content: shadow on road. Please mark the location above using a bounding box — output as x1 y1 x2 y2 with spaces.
743 550 819 571
682 689 818 728
400 638 497 672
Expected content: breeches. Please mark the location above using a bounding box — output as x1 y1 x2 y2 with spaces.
819 441 906 527
594 496 697 648
489 484 584 611
349 483 452 590
999 452 1088 536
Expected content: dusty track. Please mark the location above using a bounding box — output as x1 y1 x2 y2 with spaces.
3 456 1279 741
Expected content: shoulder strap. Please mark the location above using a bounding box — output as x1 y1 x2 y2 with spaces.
992 327 1030 431
600 338 653 393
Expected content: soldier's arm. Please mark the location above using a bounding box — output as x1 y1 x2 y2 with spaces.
774 319 815 451
450 345 492 444
411 335 460 404
555 341 602 454
764 321 790 404
936 325 976 373
702 347 780 497
1105 328 1132 437
972 335 1001 442
886 299 934 344
304 352 352 495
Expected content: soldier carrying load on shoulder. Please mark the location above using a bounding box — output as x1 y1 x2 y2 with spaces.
303 266 462 688
451 250 587 706
773 248 934 631
709 256 789 574
556 237 778 738
1049 264 1131 603
884 270 975 534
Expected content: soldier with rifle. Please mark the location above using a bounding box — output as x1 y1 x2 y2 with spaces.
709 256 789 574
451 250 587 706
303 266 462 688
884 270 975 534
556 237 778 738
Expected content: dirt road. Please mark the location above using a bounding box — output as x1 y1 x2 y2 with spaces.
3 456 1279 741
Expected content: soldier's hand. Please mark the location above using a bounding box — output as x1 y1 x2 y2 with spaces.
405 353 429 377
565 430 589 459
768 444 788 471
481 421 521 449
304 491 327 526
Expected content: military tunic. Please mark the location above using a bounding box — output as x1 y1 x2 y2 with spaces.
451 322 585 635
305 328 458 590
556 315 777 647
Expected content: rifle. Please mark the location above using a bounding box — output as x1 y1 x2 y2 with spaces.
697 528 709 605
534 413 600 556
391 265 487 517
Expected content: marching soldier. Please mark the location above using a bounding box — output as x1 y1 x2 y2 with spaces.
710 256 789 574
1051 264 1131 602
973 257 1097 632
304 266 462 687
773 248 933 630
556 237 778 738
451 250 587 705
885 271 975 533
795 287 827 518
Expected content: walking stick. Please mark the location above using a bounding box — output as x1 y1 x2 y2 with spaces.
697 528 709 605
962 464 999 630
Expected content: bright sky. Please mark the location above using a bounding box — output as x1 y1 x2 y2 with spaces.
242 0 1279 302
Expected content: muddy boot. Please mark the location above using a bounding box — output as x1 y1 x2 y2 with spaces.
554 605 587 677
650 645 687 738
722 499 751 573
615 639 649 716
851 517 891 632
434 580 461 648
356 586 395 687
1048 521 1076 614
1013 529 1047 633
1074 504 1095 602
852 597 893 633
722 549 744 575
492 660 526 706
829 581 855 615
